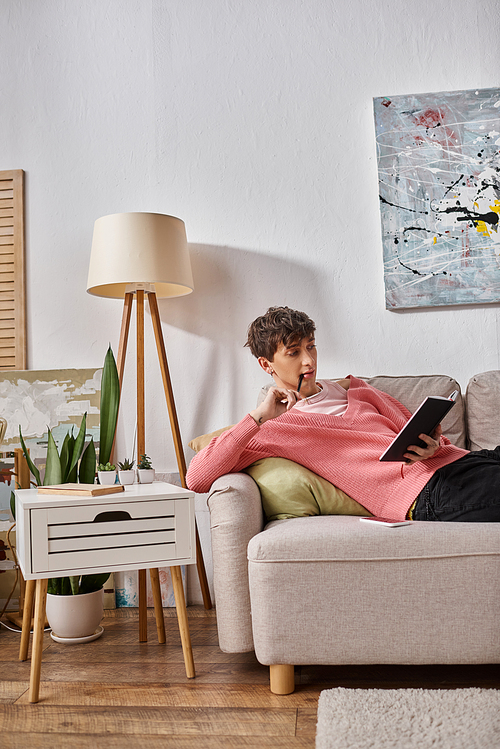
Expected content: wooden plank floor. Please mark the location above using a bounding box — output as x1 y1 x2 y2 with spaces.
1 606 499 748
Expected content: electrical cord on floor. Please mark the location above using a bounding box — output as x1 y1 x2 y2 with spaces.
0 522 51 633
0 619 51 633
0 522 19 620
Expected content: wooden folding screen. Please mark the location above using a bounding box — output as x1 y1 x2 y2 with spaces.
0 170 26 369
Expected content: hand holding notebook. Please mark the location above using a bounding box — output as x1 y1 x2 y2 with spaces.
379 390 458 462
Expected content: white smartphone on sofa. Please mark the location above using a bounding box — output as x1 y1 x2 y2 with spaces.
360 516 412 527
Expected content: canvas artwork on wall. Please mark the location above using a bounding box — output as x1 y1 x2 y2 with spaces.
374 87 500 309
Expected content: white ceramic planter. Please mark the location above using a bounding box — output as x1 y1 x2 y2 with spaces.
138 468 155 484
98 470 117 485
118 469 136 485
46 588 104 640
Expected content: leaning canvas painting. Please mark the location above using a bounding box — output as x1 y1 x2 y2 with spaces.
0 368 102 611
374 87 500 309
0 368 102 471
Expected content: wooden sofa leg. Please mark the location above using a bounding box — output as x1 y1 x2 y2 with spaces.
269 664 295 694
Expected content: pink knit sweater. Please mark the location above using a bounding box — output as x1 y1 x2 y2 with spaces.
186 376 469 519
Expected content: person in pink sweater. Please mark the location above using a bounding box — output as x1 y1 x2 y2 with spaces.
186 307 500 522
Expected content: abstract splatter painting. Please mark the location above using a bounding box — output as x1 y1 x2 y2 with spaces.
374 87 500 309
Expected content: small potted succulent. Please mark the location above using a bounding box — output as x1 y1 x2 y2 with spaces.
97 461 117 485
117 458 135 485
137 454 154 484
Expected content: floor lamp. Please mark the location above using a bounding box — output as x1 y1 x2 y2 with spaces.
87 212 212 639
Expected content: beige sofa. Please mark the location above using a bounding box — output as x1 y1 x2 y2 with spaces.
204 372 500 693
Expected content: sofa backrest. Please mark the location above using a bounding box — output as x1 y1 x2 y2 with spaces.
365 374 466 449
465 370 500 451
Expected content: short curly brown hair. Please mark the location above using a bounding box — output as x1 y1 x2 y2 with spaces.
245 306 316 361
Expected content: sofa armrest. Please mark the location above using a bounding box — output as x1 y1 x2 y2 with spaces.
207 472 264 653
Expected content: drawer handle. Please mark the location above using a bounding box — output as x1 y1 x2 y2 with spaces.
93 510 132 523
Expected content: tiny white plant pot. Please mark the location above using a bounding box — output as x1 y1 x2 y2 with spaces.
138 468 155 484
46 588 104 640
118 469 136 485
98 470 117 485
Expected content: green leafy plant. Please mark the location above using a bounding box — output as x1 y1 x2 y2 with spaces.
98 345 120 467
118 458 135 471
138 454 152 469
19 413 96 487
19 345 120 595
47 573 110 596
97 462 116 472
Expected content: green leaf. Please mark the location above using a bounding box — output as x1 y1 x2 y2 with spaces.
66 413 88 480
66 432 77 482
69 576 81 595
59 432 72 483
48 578 60 595
79 439 96 484
10 491 16 519
79 573 110 594
43 428 62 486
48 576 77 595
60 577 72 595
67 464 78 483
18 427 41 486
98 346 120 466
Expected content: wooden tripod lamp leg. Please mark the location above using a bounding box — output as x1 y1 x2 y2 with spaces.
150 568 166 644
148 292 212 610
136 290 149 641
116 292 150 641
116 292 134 386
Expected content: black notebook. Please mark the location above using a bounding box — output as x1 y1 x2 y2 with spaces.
379 391 458 462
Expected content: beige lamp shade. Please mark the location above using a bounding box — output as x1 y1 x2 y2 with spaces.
87 212 194 298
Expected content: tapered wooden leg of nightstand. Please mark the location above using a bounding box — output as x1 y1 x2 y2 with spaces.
150 568 166 644
19 578 36 661
29 578 48 703
138 569 148 642
171 565 195 678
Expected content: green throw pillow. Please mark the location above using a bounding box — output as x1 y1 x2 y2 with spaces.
244 457 369 521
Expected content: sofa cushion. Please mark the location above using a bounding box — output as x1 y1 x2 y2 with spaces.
244 457 368 521
466 370 500 451
248 515 500 666
188 425 233 453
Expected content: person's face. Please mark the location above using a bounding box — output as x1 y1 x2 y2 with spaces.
259 335 319 397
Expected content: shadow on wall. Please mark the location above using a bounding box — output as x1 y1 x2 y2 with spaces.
154 243 333 437
157 243 327 339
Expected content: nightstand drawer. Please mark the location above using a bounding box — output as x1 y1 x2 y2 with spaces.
19 492 195 577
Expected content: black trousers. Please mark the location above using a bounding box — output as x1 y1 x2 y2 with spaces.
412 447 500 522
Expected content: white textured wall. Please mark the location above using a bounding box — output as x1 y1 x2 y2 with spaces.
2 0 500 601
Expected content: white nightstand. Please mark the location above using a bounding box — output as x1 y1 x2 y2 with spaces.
15 482 197 703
